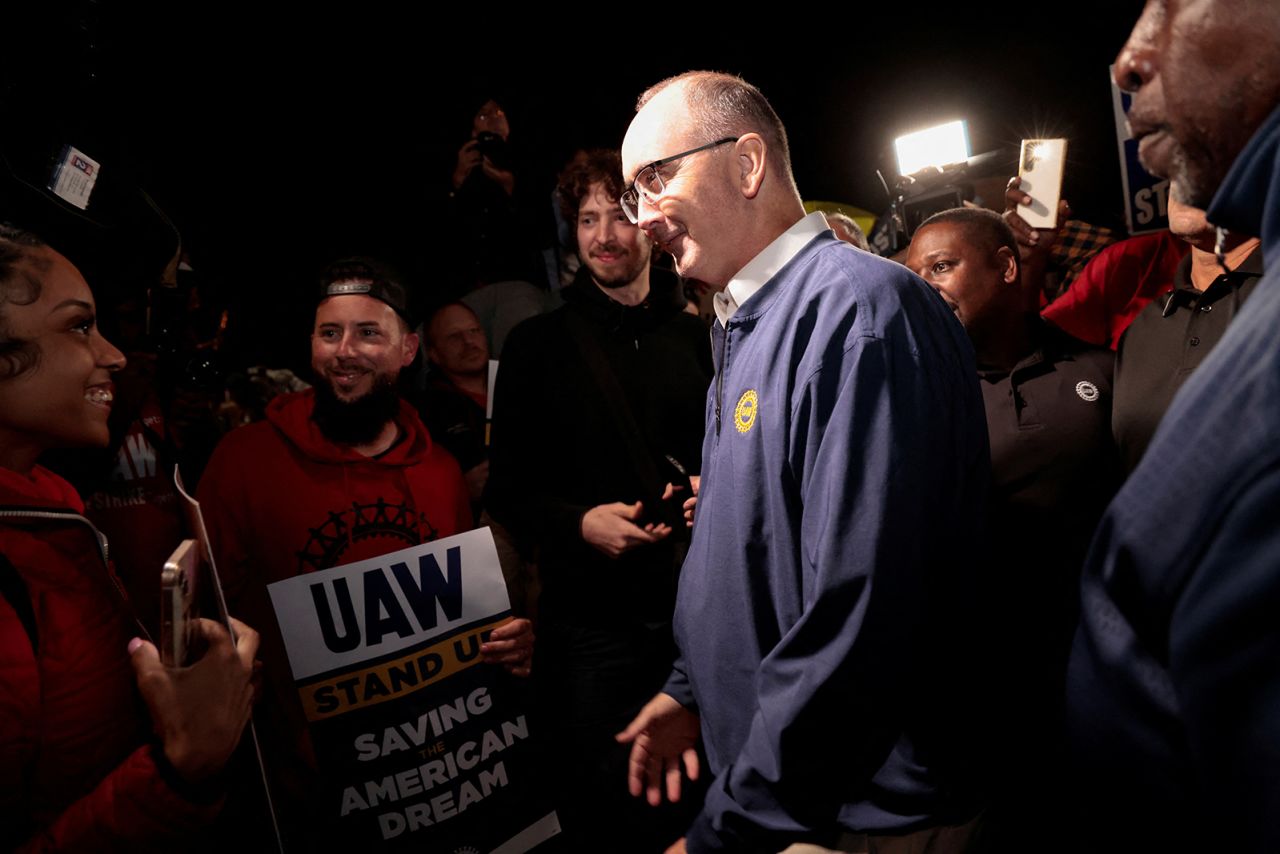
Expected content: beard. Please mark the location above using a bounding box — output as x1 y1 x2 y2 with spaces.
586 245 650 290
311 372 402 446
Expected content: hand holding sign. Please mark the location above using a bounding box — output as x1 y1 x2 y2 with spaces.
482 618 534 677
267 529 560 851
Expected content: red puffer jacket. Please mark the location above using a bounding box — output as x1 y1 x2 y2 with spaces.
0 465 216 851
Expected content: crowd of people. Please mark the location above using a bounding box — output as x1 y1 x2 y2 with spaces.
3 3 1280 852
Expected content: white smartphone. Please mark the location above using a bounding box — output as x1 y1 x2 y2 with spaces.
1017 138 1069 229
160 539 199 666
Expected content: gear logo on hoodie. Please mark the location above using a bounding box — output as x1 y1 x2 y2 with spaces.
296 497 441 572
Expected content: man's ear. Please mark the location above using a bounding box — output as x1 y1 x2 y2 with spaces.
736 133 767 199
997 246 1020 286
402 331 421 368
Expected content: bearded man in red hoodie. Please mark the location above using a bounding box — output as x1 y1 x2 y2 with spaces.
197 258 533 845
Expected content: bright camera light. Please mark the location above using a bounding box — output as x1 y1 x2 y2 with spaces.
894 120 971 176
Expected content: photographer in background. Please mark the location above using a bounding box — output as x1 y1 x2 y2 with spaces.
443 97 552 306
452 98 516 199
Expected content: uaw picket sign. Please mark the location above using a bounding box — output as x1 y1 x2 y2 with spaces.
268 528 559 852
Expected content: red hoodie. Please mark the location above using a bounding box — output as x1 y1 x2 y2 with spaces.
199 389 471 593
0 465 217 851
196 390 471 842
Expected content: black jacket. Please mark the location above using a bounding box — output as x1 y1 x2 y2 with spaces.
485 267 712 625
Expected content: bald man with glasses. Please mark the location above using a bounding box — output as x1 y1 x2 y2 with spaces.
616 71 991 854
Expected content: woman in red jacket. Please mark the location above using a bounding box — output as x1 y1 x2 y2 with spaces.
0 224 259 851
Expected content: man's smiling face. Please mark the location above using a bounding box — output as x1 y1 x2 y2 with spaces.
622 84 742 289
311 292 416 402
578 181 651 290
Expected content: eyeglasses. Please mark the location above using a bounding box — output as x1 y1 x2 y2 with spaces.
620 136 739 224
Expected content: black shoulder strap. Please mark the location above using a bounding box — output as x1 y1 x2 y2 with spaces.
561 307 683 528
0 552 38 655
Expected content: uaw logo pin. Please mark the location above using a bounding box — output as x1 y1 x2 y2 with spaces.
734 389 759 434
1076 381 1100 402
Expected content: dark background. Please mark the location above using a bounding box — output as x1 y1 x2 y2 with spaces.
2 2 1142 366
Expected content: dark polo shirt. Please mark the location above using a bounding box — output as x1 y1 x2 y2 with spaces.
978 319 1120 698
1113 246 1264 473
980 319 1119 541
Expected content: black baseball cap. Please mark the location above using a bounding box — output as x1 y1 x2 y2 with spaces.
317 257 415 326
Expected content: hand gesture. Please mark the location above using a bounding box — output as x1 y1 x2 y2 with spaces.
616 692 701 806
581 502 671 558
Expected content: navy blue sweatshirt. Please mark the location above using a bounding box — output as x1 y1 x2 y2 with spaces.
667 230 990 852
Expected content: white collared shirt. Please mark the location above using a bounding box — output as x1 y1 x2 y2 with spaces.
713 211 832 326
